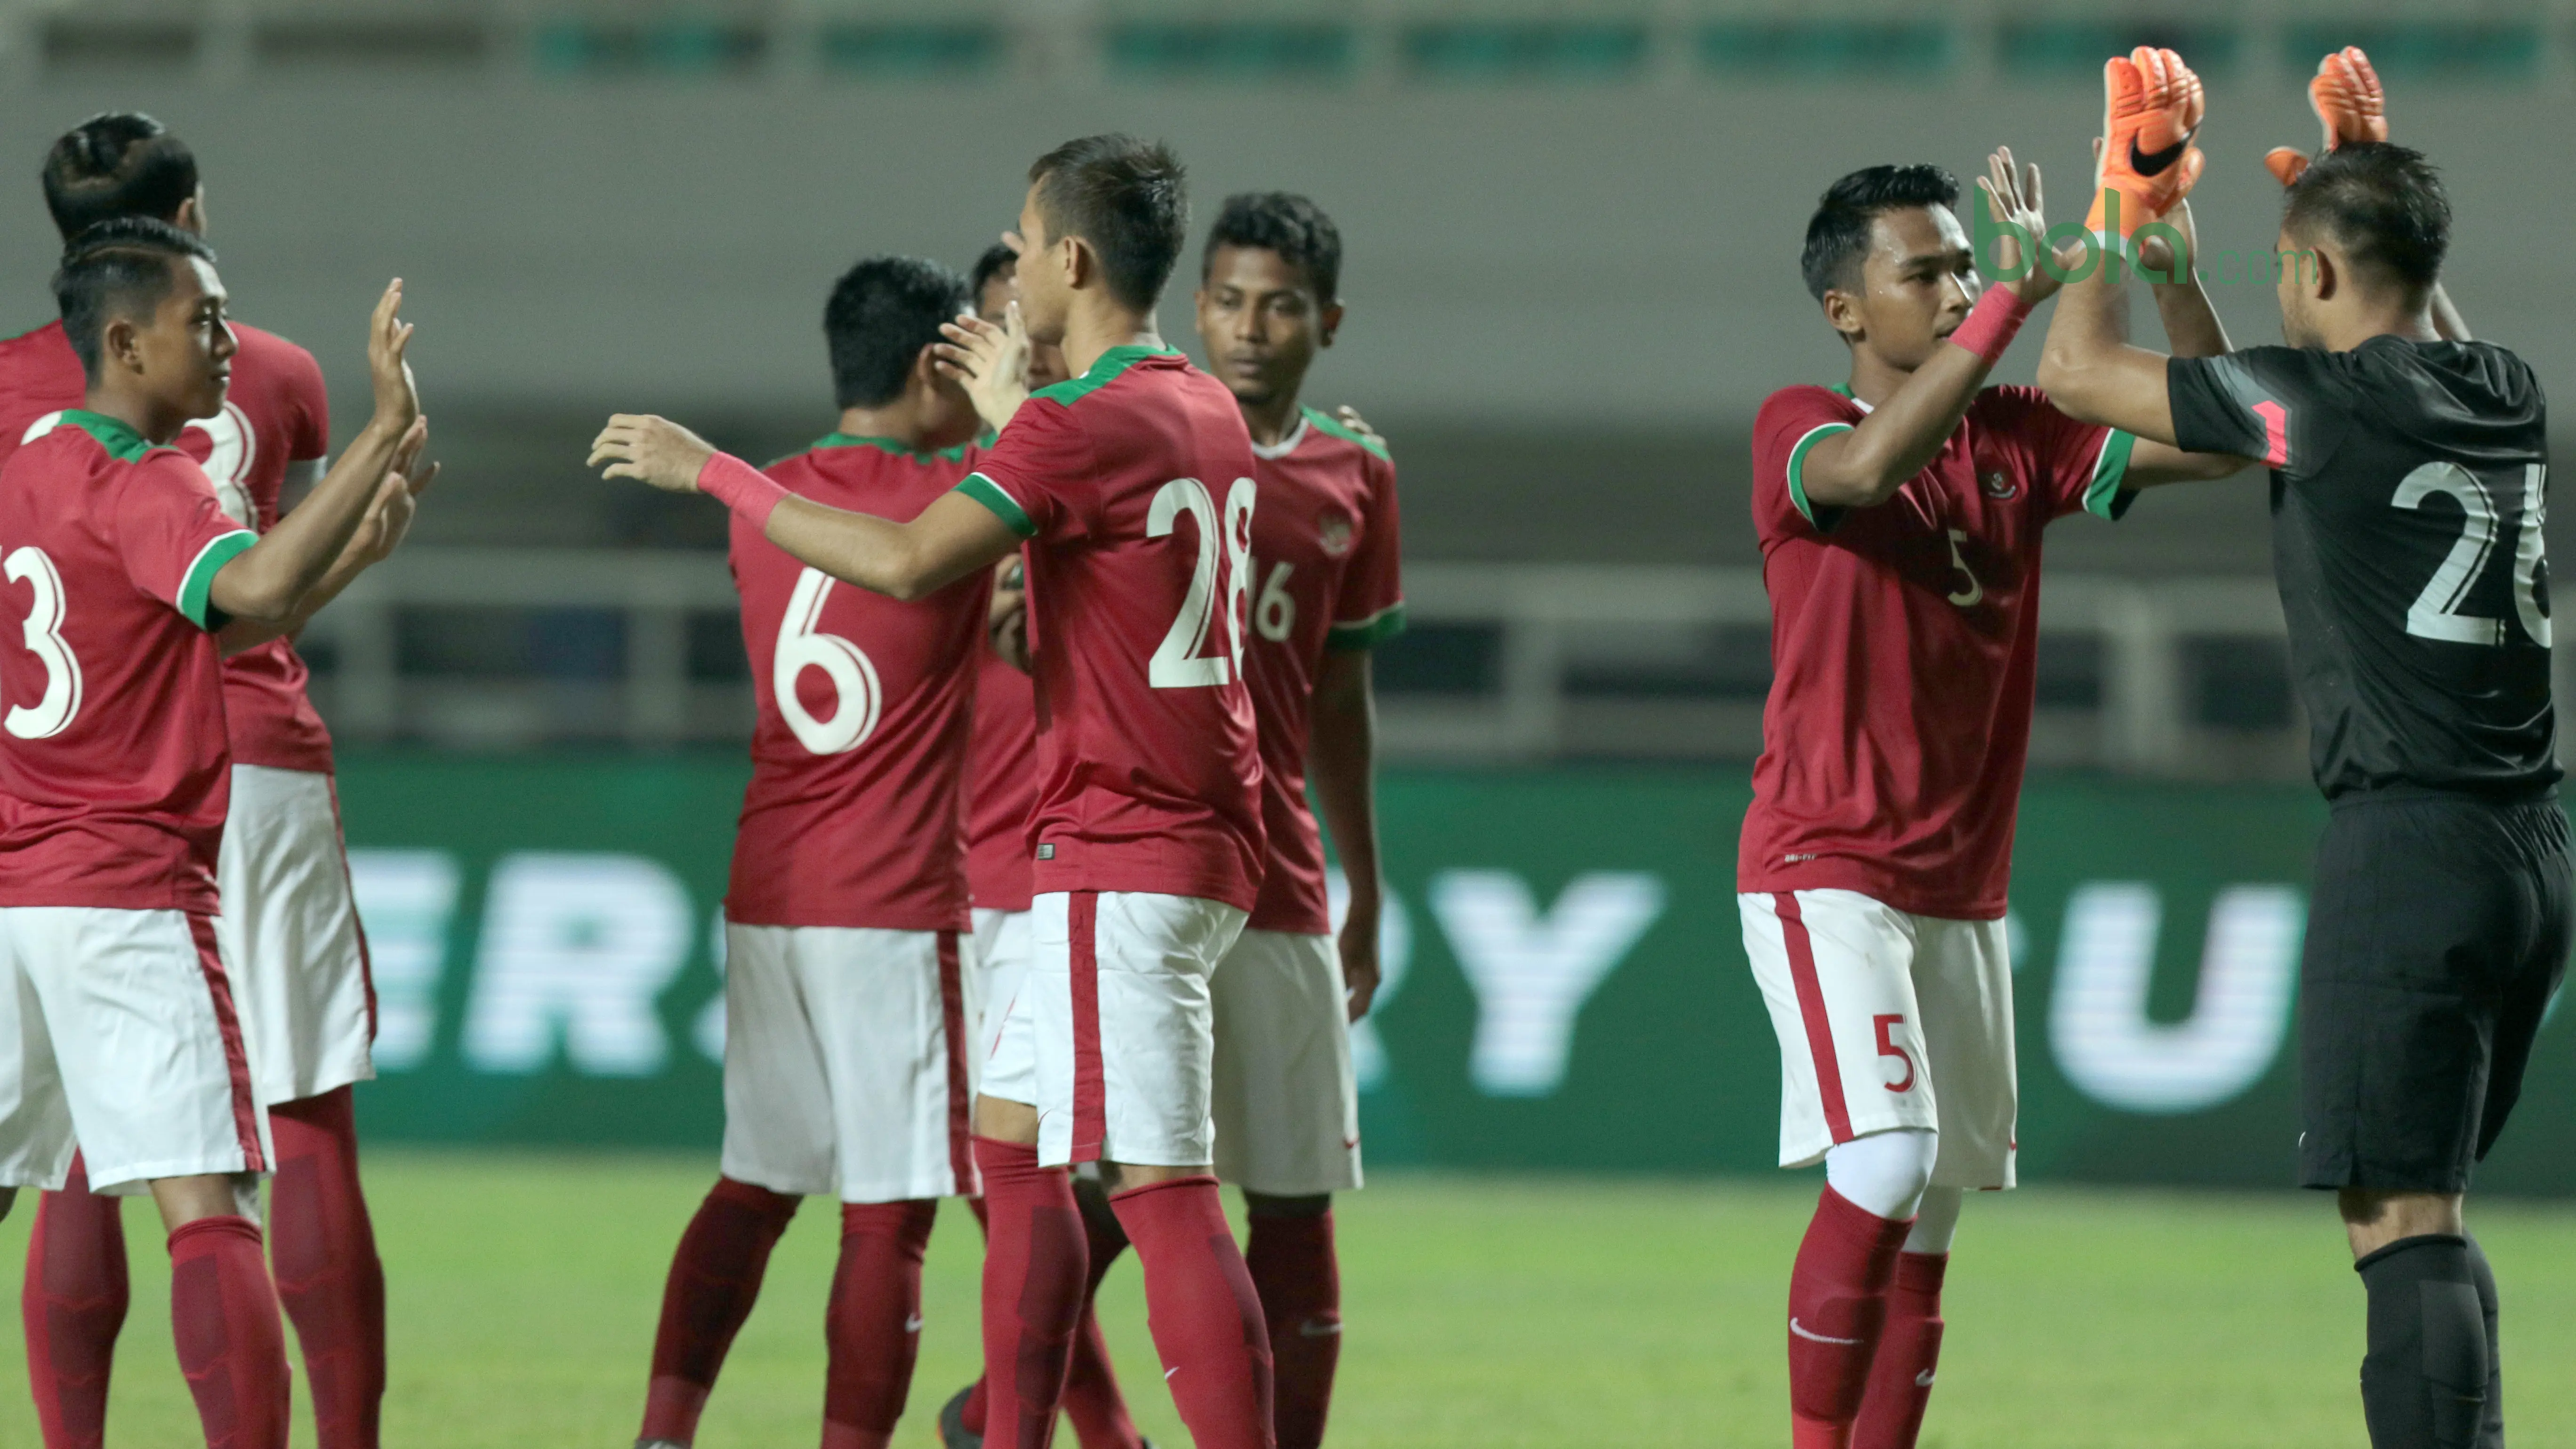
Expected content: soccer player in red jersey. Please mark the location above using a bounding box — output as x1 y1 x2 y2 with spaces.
0 114 417 1449
630 257 995 1449
942 246 1156 1449
0 219 421 1449
592 133 1275 1449
1741 131 2239 1449
1192 192 1398 1449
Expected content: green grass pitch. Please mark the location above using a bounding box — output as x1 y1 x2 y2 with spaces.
3 1151 2573 1447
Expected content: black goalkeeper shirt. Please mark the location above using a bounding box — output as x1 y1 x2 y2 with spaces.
2168 337 2558 800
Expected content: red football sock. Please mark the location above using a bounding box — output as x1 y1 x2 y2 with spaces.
1062 1198 1143 1449
638 1176 800 1442
1110 1176 1274 1449
1787 1186 1912 1449
1245 1211 1339 1449
1852 1251 1948 1449
976 1137 1088 1449
821 1200 937 1449
168 1215 291 1449
23 1153 127 1449
266 1088 385 1449
960 1186 1142 1449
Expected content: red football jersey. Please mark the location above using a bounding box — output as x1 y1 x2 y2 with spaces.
957 346 1266 912
1242 409 1405 934
724 435 988 931
963 636 1038 914
0 412 257 912
1740 384 2135 920
0 320 335 774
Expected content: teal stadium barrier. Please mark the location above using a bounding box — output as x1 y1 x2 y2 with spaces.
333 755 2576 1194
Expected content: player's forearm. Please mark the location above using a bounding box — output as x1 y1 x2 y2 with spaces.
209 417 404 625
2431 283 2471 342
1308 653 1385 907
2151 276 2231 359
1802 348 1990 510
765 494 944 600
2037 268 2185 446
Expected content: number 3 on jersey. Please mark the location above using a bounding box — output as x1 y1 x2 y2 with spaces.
3 545 82 740
774 567 881 754
1149 476 1256 689
2396 461 2551 647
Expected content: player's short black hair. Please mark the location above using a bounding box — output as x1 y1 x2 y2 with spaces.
1027 134 1189 313
42 113 200 244
1202 192 1343 306
2282 142 2449 306
1800 164 1959 303
53 217 218 382
823 255 970 410
969 242 1019 307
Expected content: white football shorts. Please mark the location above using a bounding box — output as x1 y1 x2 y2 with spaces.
718 922 979 1204
1738 889 2017 1190
218 764 377 1107
970 905 1032 1094
0 906 273 1194
980 890 1247 1169
1212 929 1361 1196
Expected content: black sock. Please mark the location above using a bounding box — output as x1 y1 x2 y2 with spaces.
2355 1234 2489 1449
2463 1235 2503 1449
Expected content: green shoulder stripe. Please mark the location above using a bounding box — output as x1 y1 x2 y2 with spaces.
1325 602 1407 652
1784 421 1854 527
178 530 258 630
1032 344 1178 408
956 473 1037 539
2084 430 2139 521
1303 406 1391 461
61 410 154 464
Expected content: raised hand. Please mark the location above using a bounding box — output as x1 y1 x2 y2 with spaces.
932 302 1032 433
1978 147 2062 302
365 280 420 434
588 414 718 494
2267 47 2387 187
2088 46 2206 237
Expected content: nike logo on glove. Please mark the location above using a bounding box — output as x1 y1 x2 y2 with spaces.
2129 135 2190 176
1789 1318 1863 1346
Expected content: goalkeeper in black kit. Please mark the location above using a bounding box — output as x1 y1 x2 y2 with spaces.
2037 45 2564 1449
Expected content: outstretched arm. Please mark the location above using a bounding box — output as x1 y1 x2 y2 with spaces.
589 415 1019 600
2037 257 2249 483
208 281 419 627
222 426 438 654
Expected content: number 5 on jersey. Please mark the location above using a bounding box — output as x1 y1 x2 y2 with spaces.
1149 476 1256 689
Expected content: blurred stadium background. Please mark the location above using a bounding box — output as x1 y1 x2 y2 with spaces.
4 1 2576 1443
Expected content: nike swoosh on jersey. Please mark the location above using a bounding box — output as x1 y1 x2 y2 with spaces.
1789 1318 1864 1346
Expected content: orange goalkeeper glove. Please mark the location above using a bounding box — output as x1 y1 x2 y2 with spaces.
2265 46 2387 187
2086 45 2206 238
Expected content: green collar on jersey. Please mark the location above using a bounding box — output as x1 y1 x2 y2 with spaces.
1830 383 1855 399
1033 343 1181 408
1302 405 1391 461
59 409 159 463
810 432 970 464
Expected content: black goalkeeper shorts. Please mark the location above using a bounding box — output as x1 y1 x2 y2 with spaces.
2298 789 2571 1193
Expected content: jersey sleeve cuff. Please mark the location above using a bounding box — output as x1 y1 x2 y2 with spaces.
2083 429 2139 521
1785 422 1854 527
178 530 258 631
957 472 1037 539
1326 601 1407 652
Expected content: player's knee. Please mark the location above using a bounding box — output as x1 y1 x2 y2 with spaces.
1824 1127 1939 1221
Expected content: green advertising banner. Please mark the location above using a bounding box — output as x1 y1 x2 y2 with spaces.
333 754 2576 1195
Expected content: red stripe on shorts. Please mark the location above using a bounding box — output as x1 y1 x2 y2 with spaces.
327 776 379 1045
1068 892 1106 1164
186 911 267 1172
935 930 977 1194
1775 893 1853 1144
